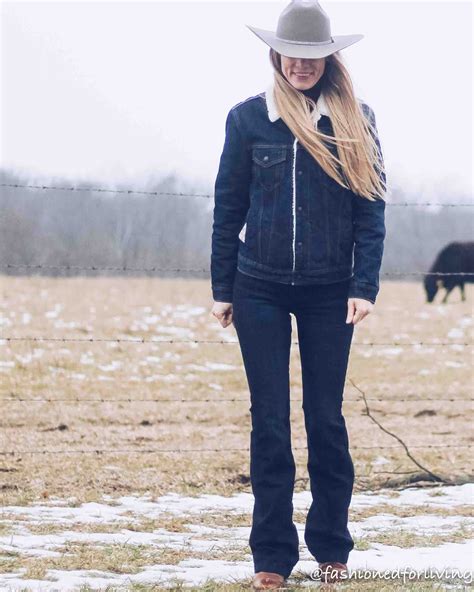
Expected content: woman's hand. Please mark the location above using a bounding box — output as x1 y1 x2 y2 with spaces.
346 298 373 325
211 301 234 328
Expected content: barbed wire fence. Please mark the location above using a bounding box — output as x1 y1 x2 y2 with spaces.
1 336 471 345
0 182 472 474
1 263 474 276
1 182 473 205
0 444 471 457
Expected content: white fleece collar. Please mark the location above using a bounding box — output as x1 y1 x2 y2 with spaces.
264 78 330 125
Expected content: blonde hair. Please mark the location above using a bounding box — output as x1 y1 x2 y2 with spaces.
270 49 386 201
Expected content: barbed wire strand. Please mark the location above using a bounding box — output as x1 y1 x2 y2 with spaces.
1 336 471 346
1 395 472 403
1 263 473 276
1 183 472 206
0 443 471 456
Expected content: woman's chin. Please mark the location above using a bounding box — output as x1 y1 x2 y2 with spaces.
290 76 318 89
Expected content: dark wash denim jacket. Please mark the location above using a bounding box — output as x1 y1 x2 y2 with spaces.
210 86 386 304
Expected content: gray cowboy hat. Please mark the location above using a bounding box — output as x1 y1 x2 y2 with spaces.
246 0 363 59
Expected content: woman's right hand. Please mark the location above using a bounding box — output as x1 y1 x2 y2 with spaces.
210 301 234 328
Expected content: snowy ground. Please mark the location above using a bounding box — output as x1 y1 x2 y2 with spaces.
0 484 473 590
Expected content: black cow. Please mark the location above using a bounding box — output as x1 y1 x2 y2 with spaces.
424 241 474 303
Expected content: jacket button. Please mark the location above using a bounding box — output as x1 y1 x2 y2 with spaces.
263 155 269 161
297 206 302 211
298 241 302 246
297 170 303 175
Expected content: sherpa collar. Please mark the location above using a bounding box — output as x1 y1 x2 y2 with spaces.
264 78 330 125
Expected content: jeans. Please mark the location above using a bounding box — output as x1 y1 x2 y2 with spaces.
231 268 355 578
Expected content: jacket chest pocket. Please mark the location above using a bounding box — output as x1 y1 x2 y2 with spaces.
252 147 287 192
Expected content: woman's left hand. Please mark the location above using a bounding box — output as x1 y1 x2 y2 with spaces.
346 298 373 325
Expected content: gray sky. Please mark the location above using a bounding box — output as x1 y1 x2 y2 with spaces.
1 0 472 197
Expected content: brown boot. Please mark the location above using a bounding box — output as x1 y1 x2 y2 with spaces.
318 562 348 584
252 571 287 590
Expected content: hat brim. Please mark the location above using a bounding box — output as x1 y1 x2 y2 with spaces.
246 25 363 58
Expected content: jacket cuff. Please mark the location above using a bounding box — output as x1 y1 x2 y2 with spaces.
212 286 233 303
348 280 378 304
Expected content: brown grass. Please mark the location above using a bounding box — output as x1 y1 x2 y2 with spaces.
0 275 472 509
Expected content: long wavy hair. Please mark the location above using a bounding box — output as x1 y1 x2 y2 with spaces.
270 49 386 201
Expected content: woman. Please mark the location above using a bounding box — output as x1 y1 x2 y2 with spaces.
210 1 386 588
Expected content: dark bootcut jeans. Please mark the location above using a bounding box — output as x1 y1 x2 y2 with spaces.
231 269 355 579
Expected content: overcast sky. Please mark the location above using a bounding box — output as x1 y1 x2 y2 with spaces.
1 0 472 197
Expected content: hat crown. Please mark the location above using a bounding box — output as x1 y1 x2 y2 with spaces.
276 1 331 44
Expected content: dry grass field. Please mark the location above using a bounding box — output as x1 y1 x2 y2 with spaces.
0 276 472 590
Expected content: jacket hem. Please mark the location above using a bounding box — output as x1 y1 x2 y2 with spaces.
237 252 354 284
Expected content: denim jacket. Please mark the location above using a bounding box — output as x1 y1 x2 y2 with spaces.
211 80 386 304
